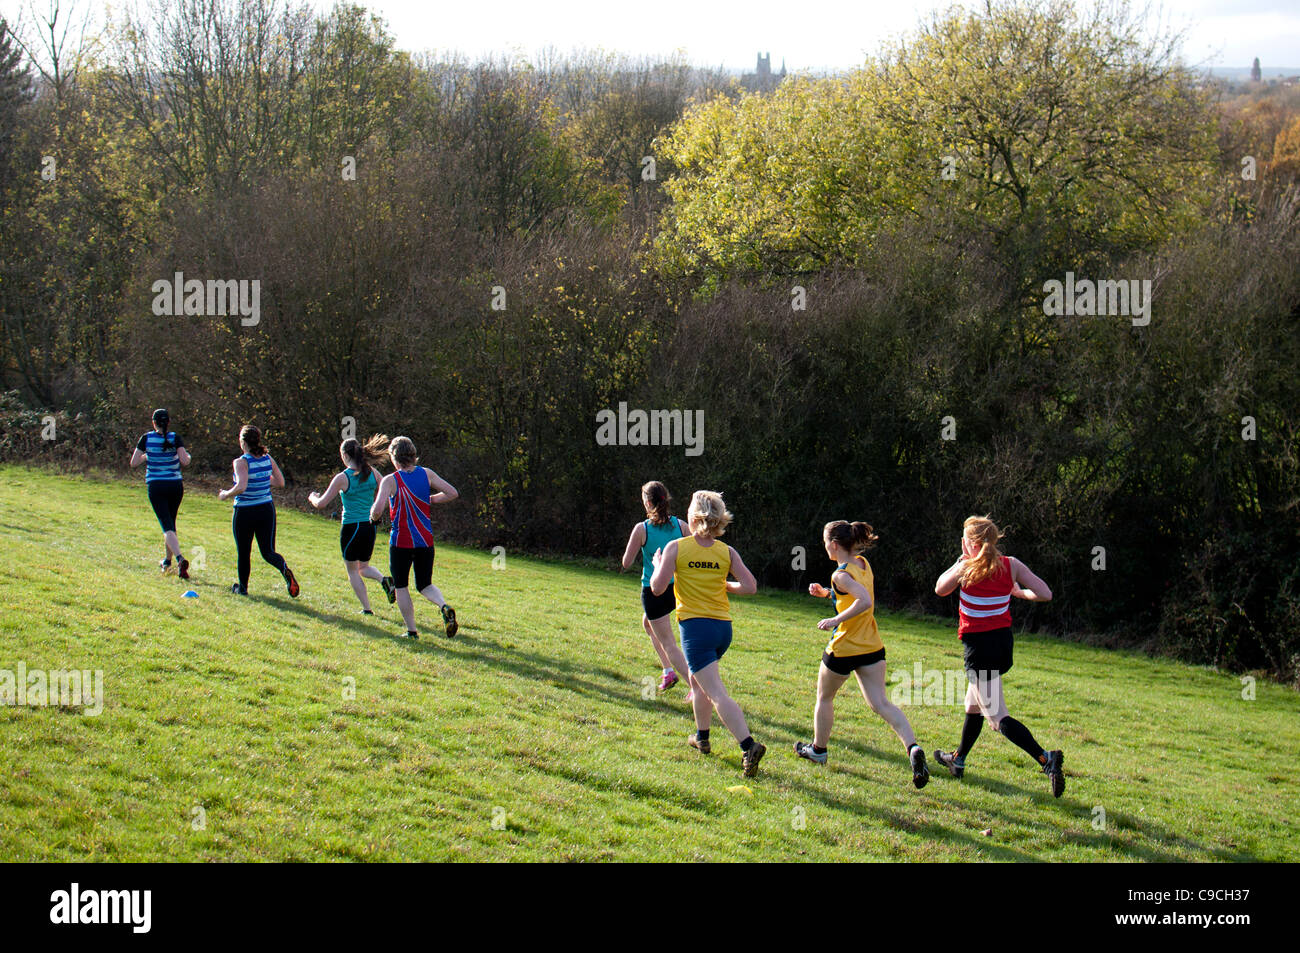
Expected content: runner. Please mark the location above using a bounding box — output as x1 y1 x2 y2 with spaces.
217 424 299 598
649 490 766 777
796 520 929 788
619 481 692 698
308 435 392 614
933 515 1064 796
369 436 458 639
129 408 191 579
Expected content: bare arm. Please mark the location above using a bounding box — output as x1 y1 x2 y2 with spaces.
725 546 758 596
177 445 191 467
129 448 145 468
1010 557 1053 602
369 473 395 523
268 456 285 489
426 468 458 504
935 557 966 596
218 457 249 500
309 471 349 510
620 522 646 571
649 538 678 596
817 570 870 631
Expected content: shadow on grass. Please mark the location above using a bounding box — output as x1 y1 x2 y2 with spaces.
254 595 1259 862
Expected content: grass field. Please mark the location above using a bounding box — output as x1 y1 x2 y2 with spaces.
0 464 1296 862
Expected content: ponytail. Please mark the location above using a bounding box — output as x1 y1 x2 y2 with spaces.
824 519 879 556
239 424 266 457
641 480 671 525
342 434 389 481
959 515 1006 588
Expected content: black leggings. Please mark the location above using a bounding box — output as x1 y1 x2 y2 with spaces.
147 480 184 534
232 502 287 589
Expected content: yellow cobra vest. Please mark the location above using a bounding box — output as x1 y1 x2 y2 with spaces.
674 535 732 621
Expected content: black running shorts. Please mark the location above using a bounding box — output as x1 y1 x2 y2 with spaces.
389 544 434 591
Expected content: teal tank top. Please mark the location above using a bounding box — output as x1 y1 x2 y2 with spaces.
640 517 684 587
340 469 377 525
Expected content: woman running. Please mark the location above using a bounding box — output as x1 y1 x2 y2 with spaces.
649 490 766 777
933 515 1064 796
217 424 300 598
129 408 192 579
620 481 692 698
368 436 458 639
308 435 393 615
796 520 929 788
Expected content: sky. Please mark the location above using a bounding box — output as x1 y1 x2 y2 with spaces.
302 0 1300 74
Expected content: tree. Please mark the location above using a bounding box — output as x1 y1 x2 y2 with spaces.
0 16 34 196
657 0 1217 291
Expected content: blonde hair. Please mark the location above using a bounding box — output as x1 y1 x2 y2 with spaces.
687 490 732 538
960 515 1007 588
388 435 418 468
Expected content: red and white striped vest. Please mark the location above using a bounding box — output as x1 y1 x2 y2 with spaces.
958 555 1013 637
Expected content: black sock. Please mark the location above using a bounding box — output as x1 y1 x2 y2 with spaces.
696 729 710 741
739 736 754 752
956 712 983 759
998 716 1045 763
813 745 827 754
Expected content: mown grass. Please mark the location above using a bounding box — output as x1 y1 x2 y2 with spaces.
0 465 1295 861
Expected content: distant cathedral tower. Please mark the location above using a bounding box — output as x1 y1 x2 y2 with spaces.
743 51 787 92
1251 57 1262 82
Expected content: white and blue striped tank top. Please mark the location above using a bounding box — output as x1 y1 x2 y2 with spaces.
234 453 274 507
139 431 183 483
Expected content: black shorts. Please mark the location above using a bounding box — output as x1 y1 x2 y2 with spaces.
822 647 886 675
341 522 376 562
390 544 434 591
641 584 675 620
147 480 184 533
962 627 1014 676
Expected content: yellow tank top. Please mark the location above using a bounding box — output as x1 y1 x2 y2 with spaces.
673 535 732 621
826 555 883 655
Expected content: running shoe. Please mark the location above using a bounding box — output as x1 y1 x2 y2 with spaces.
282 565 300 598
658 670 680 693
794 741 828 764
688 732 711 755
230 583 247 596
160 557 173 575
361 609 374 616
1043 749 1065 798
381 576 396 604
441 604 458 638
177 557 190 580
407 630 419 640
742 740 767 778
934 749 964 778
910 745 930 789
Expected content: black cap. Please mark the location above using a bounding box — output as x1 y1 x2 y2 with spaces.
152 408 169 423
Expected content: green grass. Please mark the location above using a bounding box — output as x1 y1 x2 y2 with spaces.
0 464 1296 862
